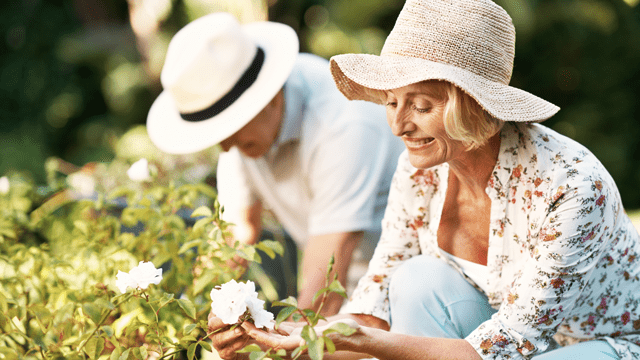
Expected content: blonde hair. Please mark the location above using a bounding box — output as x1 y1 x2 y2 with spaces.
427 81 504 149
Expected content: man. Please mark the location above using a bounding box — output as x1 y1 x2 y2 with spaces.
146 12 404 315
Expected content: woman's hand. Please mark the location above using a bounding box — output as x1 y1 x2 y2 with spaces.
242 319 363 355
207 312 252 360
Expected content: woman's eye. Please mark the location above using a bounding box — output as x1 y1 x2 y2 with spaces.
413 105 431 113
385 102 397 107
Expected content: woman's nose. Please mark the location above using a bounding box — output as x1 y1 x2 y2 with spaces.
388 107 410 137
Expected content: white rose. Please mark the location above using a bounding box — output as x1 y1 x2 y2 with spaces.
246 296 274 329
127 158 151 182
210 280 274 329
115 261 162 294
0 176 9 195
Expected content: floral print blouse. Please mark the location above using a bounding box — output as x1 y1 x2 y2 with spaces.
342 122 640 359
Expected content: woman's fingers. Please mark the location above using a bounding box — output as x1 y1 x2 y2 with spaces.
242 321 305 351
275 322 297 335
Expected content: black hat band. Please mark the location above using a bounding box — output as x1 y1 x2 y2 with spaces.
180 47 265 122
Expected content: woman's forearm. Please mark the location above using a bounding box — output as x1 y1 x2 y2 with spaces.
344 327 483 360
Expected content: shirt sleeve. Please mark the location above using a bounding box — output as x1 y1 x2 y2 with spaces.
341 152 423 323
466 176 619 359
306 109 401 237
216 148 257 225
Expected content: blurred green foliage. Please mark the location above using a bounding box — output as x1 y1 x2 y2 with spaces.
0 168 285 358
1 0 640 208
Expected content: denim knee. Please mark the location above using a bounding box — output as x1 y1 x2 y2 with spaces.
389 255 454 307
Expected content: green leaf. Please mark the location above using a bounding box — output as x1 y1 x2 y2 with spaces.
177 298 196 320
238 246 258 262
82 303 103 325
301 325 318 342
237 344 262 353
275 306 297 326
193 269 217 295
94 298 115 311
190 206 213 218
85 337 105 360
322 322 357 336
178 239 203 255
110 348 121 360
249 351 267 360
328 280 347 298
263 239 285 256
292 313 303 323
302 309 317 320
272 296 298 308
158 292 175 308
138 346 147 360
307 338 325 360
291 345 306 359
187 343 197 360
181 335 198 343
29 304 53 329
118 348 131 360
100 325 114 337
192 217 212 233
254 242 276 259
312 287 330 304
199 340 213 352
324 337 336 354
0 228 17 239
74 220 90 235
183 323 197 335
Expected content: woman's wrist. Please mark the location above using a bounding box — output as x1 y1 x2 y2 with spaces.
333 324 380 354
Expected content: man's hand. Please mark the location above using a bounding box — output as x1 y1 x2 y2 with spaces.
207 312 252 360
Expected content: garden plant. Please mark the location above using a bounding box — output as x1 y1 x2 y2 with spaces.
0 158 353 360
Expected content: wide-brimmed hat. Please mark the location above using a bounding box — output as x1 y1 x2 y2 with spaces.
147 12 299 154
330 0 559 123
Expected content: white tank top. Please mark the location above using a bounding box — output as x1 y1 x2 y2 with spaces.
442 250 490 294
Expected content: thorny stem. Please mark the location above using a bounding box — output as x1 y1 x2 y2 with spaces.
156 329 221 360
76 293 133 354
145 294 165 357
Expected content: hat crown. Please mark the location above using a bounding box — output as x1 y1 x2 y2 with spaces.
381 0 515 85
160 13 257 113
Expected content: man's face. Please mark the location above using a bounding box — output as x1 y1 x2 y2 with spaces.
219 90 284 158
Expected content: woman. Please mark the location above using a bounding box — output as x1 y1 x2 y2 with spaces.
209 0 640 359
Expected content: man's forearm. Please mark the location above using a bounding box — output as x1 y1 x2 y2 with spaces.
297 231 363 316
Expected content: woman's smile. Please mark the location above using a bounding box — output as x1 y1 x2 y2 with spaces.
402 136 435 149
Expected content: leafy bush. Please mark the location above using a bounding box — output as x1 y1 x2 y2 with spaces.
0 165 284 359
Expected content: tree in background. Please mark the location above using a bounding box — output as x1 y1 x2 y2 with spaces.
1 0 640 208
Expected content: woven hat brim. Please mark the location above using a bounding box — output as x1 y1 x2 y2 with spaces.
330 54 559 123
147 21 299 155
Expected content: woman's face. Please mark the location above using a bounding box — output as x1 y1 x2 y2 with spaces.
385 82 467 169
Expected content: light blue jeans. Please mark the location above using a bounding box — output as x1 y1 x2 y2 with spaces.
388 255 619 359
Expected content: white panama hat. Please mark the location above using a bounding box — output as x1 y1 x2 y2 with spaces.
147 12 299 154
330 0 559 123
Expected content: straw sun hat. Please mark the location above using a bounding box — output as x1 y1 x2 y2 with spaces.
147 12 299 154
330 0 559 123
